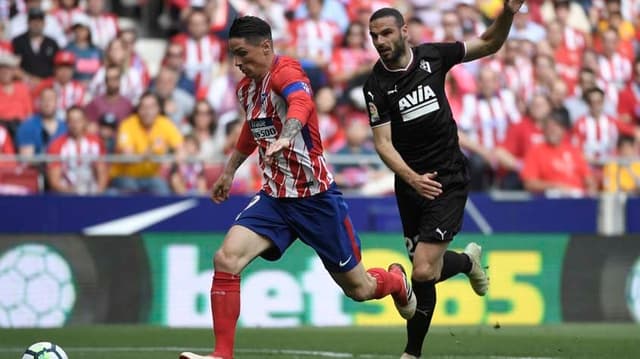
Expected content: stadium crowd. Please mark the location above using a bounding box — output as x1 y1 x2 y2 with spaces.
0 0 639 196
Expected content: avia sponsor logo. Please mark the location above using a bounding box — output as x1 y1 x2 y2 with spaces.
398 85 439 122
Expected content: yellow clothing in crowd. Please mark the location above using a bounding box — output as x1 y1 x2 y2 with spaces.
111 114 183 178
603 160 640 193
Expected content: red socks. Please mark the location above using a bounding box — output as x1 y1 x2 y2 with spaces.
211 271 241 359
367 267 403 299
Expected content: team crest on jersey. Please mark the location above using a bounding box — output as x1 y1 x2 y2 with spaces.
368 102 381 123
419 59 431 73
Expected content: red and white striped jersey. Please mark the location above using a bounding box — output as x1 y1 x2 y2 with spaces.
47 134 105 194
288 19 341 64
171 33 225 91
88 14 119 50
33 78 86 111
52 7 84 34
235 56 333 198
598 53 632 89
458 90 521 149
328 47 376 87
571 114 631 160
563 26 587 52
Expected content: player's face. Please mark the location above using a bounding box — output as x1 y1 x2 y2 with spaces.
369 16 408 64
229 37 271 80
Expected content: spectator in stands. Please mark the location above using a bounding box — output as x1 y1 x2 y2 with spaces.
117 26 150 85
565 67 616 122
458 66 521 190
294 0 349 32
508 4 546 43
65 13 103 83
187 100 225 164
11 7 59 82
521 110 597 197
17 87 67 157
202 0 240 39
328 21 376 93
0 53 32 138
32 50 85 112
433 9 462 42
10 0 67 47
617 57 640 126
199 54 241 118
0 125 16 168
597 28 631 90
88 38 146 103
84 65 134 130
287 0 342 90
236 0 288 47
109 92 183 195
496 93 551 189
47 106 108 195
406 16 432 46
171 9 226 92
571 87 636 163
151 66 195 130
545 19 581 94
332 118 384 191
51 0 83 38
169 134 207 195
97 112 118 154
314 86 345 153
85 0 119 51
603 135 640 194
541 0 591 36
161 41 196 94
549 79 571 128
0 20 12 54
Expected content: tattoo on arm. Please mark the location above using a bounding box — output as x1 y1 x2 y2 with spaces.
280 118 303 140
224 151 249 175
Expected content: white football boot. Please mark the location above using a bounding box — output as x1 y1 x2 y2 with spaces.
463 242 489 296
179 352 223 359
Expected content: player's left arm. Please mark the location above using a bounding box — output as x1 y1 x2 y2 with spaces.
265 67 314 164
463 0 524 62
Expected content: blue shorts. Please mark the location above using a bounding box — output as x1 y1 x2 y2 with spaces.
234 183 361 273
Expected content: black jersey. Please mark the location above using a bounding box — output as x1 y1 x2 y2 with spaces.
363 42 467 175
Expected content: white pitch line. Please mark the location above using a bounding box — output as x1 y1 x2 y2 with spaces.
0 347 556 359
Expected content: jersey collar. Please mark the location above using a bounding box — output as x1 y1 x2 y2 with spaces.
380 47 414 73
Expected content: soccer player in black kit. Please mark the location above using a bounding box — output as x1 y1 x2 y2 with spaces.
364 1 524 358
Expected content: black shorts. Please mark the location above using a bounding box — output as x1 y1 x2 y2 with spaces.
394 168 470 253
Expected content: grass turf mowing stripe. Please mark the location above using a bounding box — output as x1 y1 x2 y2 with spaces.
0 347 557 359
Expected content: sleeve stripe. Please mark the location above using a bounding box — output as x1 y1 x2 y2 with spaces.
282 81 311 98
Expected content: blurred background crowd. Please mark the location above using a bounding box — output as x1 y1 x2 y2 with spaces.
0 0 639 197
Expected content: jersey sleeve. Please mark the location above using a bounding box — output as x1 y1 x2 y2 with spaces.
271 60 314 126
235 120 258 155
363 78 392 128
431 42 465 73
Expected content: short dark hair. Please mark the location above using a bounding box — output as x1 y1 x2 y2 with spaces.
369 7 405 27
583 86 605 103
229 16 272 44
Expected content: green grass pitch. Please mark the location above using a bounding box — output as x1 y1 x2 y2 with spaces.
1 324 639 358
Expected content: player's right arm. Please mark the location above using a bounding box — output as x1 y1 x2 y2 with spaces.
364 82 442 199
211 120 256 204
372 124 442 199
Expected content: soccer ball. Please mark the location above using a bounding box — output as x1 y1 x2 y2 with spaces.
0 244 76 327
22 342 68 359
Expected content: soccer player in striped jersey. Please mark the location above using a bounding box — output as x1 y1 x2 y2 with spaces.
179 16 416 359
363 1 524 358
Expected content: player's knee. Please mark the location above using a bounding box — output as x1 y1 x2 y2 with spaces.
412 262 440 282
213 248 241 273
